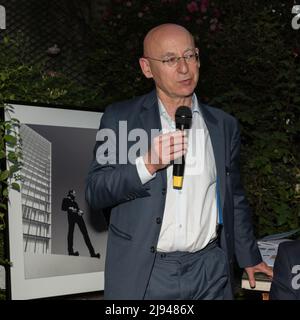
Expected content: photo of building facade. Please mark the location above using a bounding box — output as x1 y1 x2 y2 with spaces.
20 124 52 254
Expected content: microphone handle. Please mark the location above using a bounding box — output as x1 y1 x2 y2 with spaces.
173 156 185 190
173 156 185 175
172 123 186 190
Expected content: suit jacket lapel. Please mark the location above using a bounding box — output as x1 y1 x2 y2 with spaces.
139 90 167 189
199 102 226 213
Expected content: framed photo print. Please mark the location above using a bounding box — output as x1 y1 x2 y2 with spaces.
4 102 107 299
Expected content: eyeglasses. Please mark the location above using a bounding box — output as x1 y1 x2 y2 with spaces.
144 49 199 67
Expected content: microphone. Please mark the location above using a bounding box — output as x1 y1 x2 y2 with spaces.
173 106 192 189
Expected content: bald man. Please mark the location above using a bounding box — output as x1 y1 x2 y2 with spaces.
86 24 272 300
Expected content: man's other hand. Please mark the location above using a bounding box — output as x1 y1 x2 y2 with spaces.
245 261 273 288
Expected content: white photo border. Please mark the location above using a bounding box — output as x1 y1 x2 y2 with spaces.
5 102 104 300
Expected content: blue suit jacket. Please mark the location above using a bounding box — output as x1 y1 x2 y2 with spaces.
270 240 300 300
86 90 262 299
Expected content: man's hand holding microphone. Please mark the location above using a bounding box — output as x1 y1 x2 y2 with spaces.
143 130 188 175
143 106 192 189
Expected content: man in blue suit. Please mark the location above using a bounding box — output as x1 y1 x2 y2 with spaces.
270 240 300 300
86 24 272 299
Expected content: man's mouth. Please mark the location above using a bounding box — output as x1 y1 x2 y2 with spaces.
179 79 192 85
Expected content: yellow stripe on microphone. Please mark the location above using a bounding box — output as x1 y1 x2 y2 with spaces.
173 176 183 189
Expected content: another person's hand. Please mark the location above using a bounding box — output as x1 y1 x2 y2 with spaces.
143 130 187 175
245 261 273 288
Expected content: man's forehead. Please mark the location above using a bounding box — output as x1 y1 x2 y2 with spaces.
151 40 194 56
154 29 191 43
148 35 194 56
144 24 194 54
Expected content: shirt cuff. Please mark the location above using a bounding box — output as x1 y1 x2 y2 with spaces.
135 156 156 185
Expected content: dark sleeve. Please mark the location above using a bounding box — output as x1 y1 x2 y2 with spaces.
73 201 79 211
230 119 262 267
270 243 297 300
61 198 69 211
85 106 151 211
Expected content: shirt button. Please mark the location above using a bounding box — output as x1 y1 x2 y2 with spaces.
156 217 162 224
150 246 156 253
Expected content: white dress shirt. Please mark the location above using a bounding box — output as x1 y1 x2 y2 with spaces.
136 94 218 252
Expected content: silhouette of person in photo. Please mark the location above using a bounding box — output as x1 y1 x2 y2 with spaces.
61 189 100 258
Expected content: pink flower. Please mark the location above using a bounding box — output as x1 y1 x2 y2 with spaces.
101 9 112 21
45 70 61 77
214 8 221 18
292 48 300 58
210 24 217 32
209 17 218 32
187 1 198 13
200 0 209 13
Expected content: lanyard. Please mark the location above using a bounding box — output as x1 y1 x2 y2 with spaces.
216 178 223 225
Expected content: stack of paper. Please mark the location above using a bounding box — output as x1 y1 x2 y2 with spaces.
257 228 300 267
258 239 290 267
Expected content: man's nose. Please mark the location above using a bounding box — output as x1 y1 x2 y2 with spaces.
177 58 188 73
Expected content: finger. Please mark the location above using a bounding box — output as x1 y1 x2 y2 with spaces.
256 263 274 278
168 143 187 154
171 146 188 159
264 266 274 278
161 140 187 156
268 269 274 279
161 135 188 147
247 274 256 289
173 136 188 146
172 151 186 161
160 130 186 142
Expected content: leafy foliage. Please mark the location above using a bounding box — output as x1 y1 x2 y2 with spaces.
0 101 22 300
0 103 22 227
203 2 300 236
0 35 100 108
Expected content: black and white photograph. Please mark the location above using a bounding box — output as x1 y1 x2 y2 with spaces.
5 103 107 299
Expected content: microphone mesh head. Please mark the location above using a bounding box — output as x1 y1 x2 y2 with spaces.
175 106 192 129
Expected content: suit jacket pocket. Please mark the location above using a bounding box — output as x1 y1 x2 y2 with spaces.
109 224 132 240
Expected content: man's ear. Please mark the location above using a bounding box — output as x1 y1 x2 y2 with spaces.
139 58 153 79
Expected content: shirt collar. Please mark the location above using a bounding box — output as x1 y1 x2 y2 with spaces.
191 93 201 114
158 93 200 117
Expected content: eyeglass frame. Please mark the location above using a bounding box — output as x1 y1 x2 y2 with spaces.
143 48 200 67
